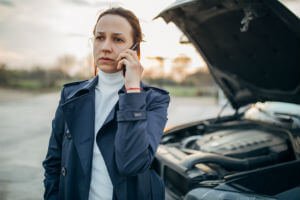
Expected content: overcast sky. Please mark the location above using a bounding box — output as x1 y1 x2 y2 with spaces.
0 0 299 70
0 0 207 69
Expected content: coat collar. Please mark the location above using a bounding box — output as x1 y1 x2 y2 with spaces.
66 76 98 100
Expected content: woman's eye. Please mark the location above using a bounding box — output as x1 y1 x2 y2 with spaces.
95 36 104 41
114 37 124 42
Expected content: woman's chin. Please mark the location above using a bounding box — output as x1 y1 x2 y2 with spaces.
98 65 119 73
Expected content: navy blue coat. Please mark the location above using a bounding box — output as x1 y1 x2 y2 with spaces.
42 76 170 200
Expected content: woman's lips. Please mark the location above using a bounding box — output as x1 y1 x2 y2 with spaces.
98 57 114 63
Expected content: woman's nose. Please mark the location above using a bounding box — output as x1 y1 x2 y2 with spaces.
101 40 113 52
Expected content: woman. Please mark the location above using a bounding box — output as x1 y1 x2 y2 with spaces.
42 7 170 200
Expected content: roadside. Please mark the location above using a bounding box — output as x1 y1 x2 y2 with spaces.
0 89 230 200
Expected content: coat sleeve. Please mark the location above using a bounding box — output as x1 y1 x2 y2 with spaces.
42 88 66 199
115 89 170 176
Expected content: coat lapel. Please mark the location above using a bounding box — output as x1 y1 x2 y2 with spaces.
100 84 128 128
61 76 98 176
102 101 118 127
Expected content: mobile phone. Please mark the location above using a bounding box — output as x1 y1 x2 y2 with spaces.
123 43 138 77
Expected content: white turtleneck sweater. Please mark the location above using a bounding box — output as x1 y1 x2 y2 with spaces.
88 70 124 200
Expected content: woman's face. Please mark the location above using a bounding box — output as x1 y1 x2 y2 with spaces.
93 14 134 73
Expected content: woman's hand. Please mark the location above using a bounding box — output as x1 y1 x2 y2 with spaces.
116 49 143 90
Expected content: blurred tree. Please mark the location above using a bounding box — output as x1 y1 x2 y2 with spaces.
75 53 94 79
143 56 166 79
171 54 191 82
56 54 77 77
0 63 9 85
183 67 215 86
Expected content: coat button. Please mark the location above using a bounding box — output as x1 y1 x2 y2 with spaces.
61 167 67 176
65 130 72 139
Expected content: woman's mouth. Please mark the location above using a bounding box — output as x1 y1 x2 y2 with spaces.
98 57 115 63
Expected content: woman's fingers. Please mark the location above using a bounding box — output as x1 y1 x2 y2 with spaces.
117 52 132 63
125 49 139 60
116 59 128 70
117 49 138 62
117 51 140 70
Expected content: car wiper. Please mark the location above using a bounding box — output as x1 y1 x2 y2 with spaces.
274 112 300 125
274 112 300 120
256 107 300 128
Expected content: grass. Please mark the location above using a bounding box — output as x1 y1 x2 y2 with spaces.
9 80 43 90
161 85 218 97
2 79 217 97
5 79 60 92
162 86 199 97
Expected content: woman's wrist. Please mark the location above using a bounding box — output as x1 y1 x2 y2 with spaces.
125 81 141 93
126 87 141 93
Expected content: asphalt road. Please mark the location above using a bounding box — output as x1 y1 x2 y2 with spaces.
0 88 232 200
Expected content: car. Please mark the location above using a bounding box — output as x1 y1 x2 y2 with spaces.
154 0 300 199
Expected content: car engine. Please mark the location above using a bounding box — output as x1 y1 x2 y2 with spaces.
154 120 297 198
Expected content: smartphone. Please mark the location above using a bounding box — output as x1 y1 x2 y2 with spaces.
123 43 138 77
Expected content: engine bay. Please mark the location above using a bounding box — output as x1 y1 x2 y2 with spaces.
154 119 299 198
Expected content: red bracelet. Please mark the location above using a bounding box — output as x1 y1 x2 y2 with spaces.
126 87 141 91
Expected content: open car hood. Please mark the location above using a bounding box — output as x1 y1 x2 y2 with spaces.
156 0 300 109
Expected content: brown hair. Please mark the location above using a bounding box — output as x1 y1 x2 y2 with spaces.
93 7 143 75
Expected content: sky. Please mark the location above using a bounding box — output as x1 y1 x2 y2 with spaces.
0 0 206 70
0 0 299 71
